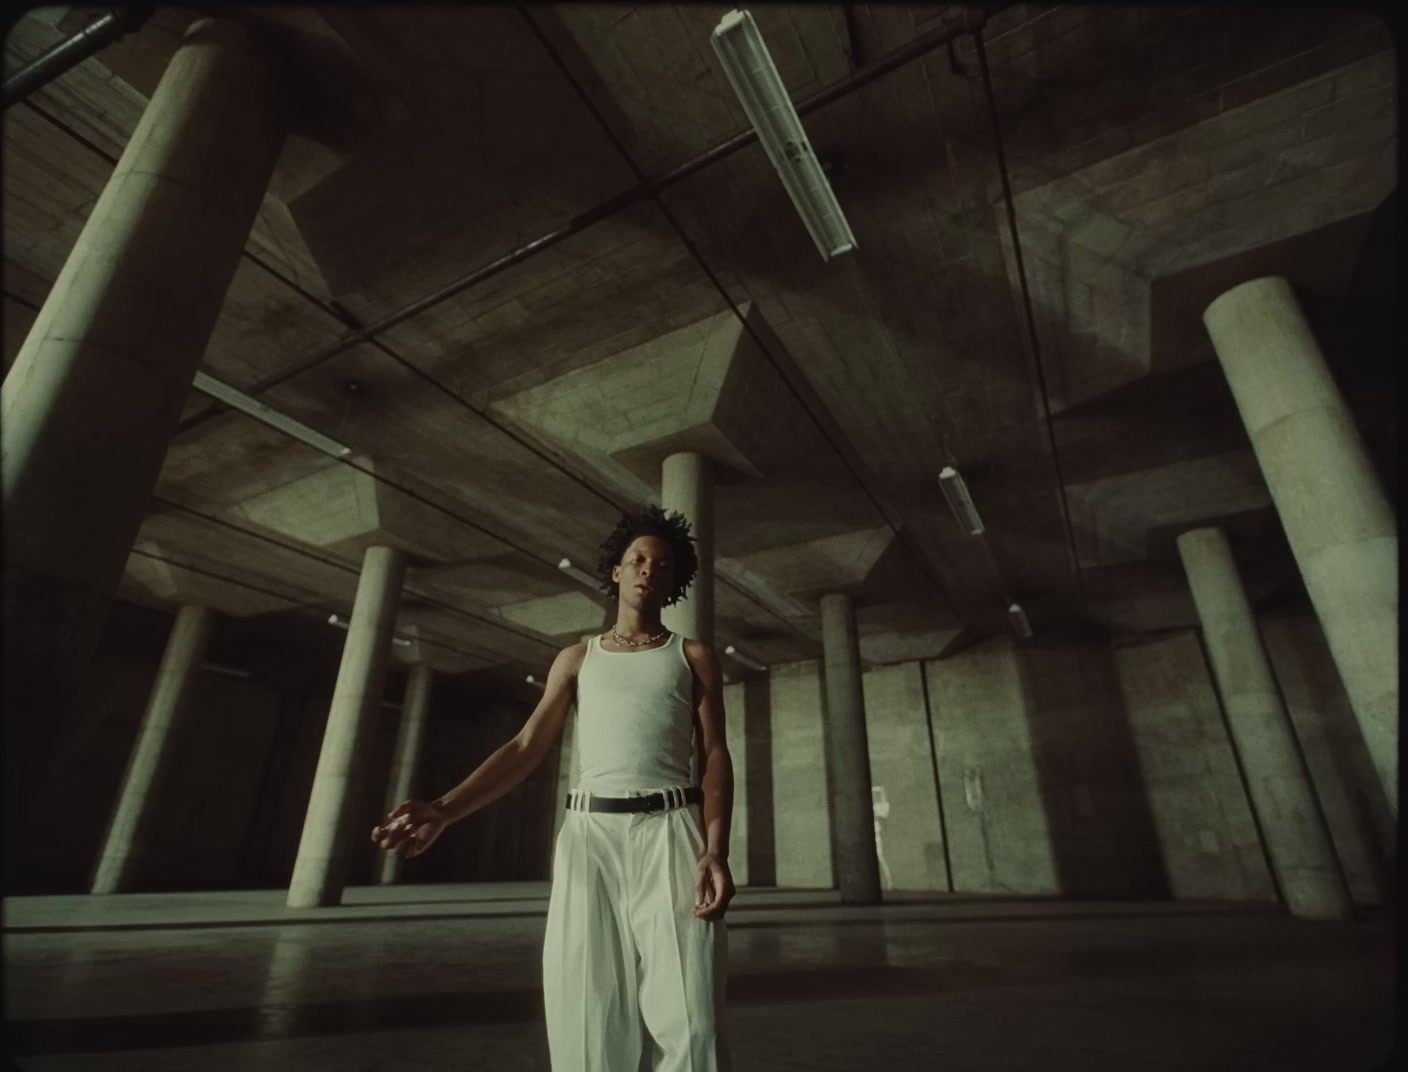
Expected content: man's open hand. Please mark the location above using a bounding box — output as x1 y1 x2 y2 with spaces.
371 800 446 859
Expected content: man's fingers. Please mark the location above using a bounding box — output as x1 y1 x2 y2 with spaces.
373 820 416 853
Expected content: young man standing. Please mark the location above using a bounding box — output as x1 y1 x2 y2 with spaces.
373 505 735 1072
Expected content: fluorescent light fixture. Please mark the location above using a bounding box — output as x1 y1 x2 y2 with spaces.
711 9 858 261
328 613 412 647
1007 602 1033 639
201 661 251 679
194 371 352 459
938 466 984 536
723 644 767 672
558 557 601 591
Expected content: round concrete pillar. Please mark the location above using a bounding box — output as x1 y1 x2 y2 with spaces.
289 546 406 908
91 605 214 894
660 452 714 646
377 662 435 886
819 592 882 905
1177 528 1351 920
2 18 286 883
1204 277 1397 814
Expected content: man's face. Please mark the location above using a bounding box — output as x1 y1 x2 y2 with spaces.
612 535 675 611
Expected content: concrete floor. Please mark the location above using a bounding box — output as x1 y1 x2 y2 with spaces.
3 884 1396 1071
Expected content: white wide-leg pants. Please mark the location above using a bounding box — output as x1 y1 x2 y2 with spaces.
543 788 731 1072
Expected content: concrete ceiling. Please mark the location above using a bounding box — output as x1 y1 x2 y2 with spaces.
2 4 1397 684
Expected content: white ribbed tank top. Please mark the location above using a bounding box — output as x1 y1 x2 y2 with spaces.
574 632 695 793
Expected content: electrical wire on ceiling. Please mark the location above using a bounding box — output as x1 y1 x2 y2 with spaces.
971 29 1091 621
9 4 1057 657
199 4 1013 402
18 85 819 656
518 2 1010 627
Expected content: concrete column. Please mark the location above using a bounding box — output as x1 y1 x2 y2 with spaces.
1 18 286 882
90 605 214 894
660 452 714 646
288 546 406 908
1177 528 1351 920
819 592 882 905
377 662 435 886
1204 277 1397 814
661 452 713 786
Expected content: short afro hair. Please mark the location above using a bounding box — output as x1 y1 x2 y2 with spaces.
596 504 698 607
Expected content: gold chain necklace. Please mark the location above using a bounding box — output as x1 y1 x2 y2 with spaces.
610 626 669 648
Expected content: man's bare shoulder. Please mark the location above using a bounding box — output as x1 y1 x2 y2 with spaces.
682 638 720 667
555 638 593 675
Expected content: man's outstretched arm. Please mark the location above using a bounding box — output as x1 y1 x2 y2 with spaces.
373 642 581 858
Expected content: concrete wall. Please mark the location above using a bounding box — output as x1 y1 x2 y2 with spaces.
738 616 1385 908
1113 631 1276 901
924 636 1060 894
238 691 334 889
409 697 556 884
43 650 327 894
1021 640 1171 896
141 672 286 891
769 659 833 888
42 652 157 891
860 662 949 891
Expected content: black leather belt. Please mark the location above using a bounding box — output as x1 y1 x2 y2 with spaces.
565 786 702 813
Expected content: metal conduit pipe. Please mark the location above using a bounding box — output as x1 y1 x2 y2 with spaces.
971 29 1090 621
250 2 1009 393
2 7 154 110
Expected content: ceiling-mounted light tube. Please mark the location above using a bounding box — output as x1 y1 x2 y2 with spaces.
711 9 858 261
194 371 352 459
723 644 767 672
558 557 601 591
328 613 412 647
526 674 545 688
201 661 251 679
938 466 985 536
1008 602 1033 639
